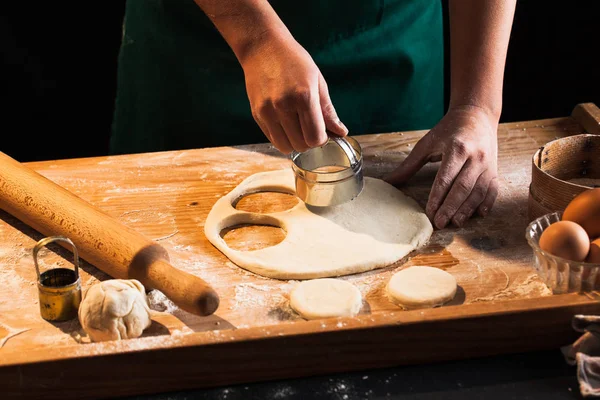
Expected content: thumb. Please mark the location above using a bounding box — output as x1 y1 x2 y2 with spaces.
384 136 432 186
319 74 348 137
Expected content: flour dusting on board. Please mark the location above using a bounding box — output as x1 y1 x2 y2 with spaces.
0 321 30 348
471 274 552 303
230 281 301 327
147 289 179 314
0 139 558 359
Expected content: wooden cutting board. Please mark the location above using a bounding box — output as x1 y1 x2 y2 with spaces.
1 103 600 400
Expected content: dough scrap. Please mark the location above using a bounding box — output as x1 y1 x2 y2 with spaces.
78 279 152 342
204 169 433 279
386 266 457 310
289 279 362 320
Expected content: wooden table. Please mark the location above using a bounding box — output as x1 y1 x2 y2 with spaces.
1 103 599 400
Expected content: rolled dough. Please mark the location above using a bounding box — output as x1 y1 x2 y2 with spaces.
204 169 433 279
289 279 362 320
386 266 457 310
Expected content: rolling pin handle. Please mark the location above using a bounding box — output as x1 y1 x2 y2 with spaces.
127 244 220 316
145 259 220 316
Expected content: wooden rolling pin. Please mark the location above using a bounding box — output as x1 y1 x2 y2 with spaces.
0 151 219 316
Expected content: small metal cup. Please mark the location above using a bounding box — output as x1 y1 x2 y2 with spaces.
33 236 82 322
291 136 364 207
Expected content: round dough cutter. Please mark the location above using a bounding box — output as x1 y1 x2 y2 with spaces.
291 135 364 207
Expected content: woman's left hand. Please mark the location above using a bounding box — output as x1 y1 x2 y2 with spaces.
385 105 499 229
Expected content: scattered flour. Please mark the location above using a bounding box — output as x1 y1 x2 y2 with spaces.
0 321 30 349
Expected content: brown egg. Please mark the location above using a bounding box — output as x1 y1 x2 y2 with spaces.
539 221 590 262
563 188 600 239
588 237 600 264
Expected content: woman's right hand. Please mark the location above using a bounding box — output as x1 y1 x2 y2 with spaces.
240 35 348 154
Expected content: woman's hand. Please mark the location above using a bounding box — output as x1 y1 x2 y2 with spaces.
385 105 499 229
241 36 348 154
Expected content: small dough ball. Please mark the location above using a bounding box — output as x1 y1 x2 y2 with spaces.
386 266 457 310
78 279 152 342
539 220 590 262
289 278 362 320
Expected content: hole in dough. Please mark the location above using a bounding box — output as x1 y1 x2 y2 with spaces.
234 191 298 214
220 224 286 251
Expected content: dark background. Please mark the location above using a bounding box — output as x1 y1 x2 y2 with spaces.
2 1 599 162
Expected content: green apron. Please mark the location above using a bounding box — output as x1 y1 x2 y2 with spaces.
110 0 443 155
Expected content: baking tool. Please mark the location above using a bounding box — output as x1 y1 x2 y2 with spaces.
33 236 82 322
0 151 219 317
291 135 363 207
528 134 600 221
526 211 600 294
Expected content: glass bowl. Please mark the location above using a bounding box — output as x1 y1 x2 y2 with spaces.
526 211 600 294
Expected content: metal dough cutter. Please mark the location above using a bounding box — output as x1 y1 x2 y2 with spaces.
291 134 364 207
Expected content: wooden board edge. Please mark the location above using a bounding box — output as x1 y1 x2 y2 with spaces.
572 102 600 134
2 294 598 400
1 293 597 367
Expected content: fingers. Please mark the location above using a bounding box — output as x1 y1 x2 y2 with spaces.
253 111 293 154
450 169 494 227
253 114 273 144
384 135 432 186
254 88 333 153
477 177 499 217
251 74 346 154
267 122 294 154
299 80 328 147
433 159 485 229
426 149 469 223
257 108 293 154
319 74 348 137
278 111 310 152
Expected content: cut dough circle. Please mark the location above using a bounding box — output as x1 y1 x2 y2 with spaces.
204 169 433 279
78 279 152 342
290 279 362 320
386 266 457 310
